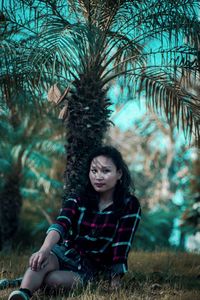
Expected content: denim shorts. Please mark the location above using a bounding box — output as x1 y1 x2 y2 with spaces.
51 244 110 284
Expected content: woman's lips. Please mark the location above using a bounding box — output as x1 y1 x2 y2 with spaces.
94 183 105 187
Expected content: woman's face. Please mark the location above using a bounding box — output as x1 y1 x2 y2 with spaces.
89 155 122 194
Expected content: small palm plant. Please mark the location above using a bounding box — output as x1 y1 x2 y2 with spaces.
0 105 65 250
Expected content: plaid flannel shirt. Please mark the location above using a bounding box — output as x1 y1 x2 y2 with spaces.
47 195 141 276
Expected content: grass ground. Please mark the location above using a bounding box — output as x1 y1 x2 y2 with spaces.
0 250 200 300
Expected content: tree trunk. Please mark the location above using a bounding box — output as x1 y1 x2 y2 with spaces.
63 73 111 200
0 173 22 251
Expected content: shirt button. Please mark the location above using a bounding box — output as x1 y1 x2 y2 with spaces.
78 264 82 270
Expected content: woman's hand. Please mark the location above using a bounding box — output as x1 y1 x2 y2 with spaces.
29 249 50 272
29 230 60 272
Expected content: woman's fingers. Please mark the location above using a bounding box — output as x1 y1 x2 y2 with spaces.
37 253 46 270
29 253 41 271
31 254 40 271
29 251 49 271
29 253 37 269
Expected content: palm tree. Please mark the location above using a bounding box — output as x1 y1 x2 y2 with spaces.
0 4 67 250
0 21 65 249
1 0 200 198
0 99 65 250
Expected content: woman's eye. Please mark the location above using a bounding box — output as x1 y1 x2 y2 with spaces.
91 169 97 174
103 169 110 173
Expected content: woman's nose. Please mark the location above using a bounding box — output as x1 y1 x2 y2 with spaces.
96 172 103 179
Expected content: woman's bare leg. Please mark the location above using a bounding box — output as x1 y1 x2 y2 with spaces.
44 270 82 290
20 253 59 293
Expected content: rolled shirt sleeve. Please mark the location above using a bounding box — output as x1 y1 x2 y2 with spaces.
111 196 141 277
47 197 79 240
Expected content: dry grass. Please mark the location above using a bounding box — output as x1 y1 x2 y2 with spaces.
1 250 200 300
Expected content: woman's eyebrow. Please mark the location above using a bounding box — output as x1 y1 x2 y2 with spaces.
101 166 112 169
91 159 113 169
91 164 112 169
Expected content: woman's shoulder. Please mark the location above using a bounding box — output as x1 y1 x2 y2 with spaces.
124 194 141 211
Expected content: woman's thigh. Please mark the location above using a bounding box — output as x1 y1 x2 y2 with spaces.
44 270 81 289
40 252 60 273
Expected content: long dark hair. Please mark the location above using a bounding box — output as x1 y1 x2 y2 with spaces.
81 145 135 211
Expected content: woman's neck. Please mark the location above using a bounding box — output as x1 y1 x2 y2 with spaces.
99 190 114 203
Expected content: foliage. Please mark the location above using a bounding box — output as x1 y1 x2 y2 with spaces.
1 0 200 198
134 206 177 251
180 154 200 233
0 1 67 249
0 85 65 249
107 103 200 250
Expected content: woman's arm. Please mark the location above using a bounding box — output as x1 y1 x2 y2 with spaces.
111 196 141 278
29 196 80 272
29 230 60 272
40 230 60 252
46 196 79 239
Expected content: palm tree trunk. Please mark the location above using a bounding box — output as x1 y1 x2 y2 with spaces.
63 73 111 200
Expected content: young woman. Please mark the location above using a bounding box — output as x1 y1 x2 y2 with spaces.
8 146 141 300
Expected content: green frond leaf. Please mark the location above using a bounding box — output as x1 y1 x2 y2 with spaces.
26 151 52 169
135 71 200 143
35 140 65 156
0 158 12 173
20 187 40 199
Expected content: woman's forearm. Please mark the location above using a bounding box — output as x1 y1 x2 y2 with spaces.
39 230 60 252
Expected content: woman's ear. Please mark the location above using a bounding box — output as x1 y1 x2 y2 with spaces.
117 169 122 180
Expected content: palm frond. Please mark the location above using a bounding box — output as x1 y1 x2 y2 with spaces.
0 158 12 174
20 187 40 199
2 0 200 145
135 71 200 145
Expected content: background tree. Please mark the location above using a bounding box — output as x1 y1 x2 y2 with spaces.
0 28 65 250
0 5 66 250
1 0 200 198
0 98 65 250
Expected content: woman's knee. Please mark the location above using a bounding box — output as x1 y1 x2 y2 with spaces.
26 253 59 275
44 271 62 287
